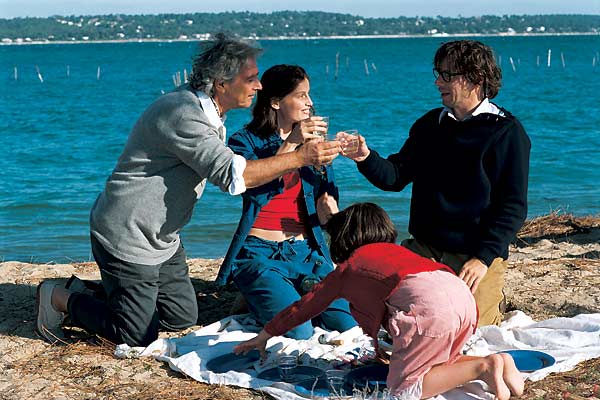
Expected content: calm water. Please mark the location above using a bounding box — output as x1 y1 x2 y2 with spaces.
1 35 599 263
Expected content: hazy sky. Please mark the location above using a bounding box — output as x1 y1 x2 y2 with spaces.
1 0 599 19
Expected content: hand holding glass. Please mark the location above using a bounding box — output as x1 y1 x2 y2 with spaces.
336 129 360 155
312 116 329 140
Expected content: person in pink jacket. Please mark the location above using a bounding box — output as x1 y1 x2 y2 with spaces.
234 203 524 400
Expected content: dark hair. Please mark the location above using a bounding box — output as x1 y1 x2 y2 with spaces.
246 64 309 138
434 40 502 99
325 202 398 264
189 32 263 95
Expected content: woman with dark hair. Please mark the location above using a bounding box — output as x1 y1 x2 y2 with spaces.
216 64 357 339
234 203 524 400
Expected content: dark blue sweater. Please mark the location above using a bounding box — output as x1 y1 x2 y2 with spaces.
357 107 531 266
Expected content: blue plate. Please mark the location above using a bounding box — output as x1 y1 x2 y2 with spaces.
257 366 324 383
205 350 261 373
501 350 556 372
343 364 389 393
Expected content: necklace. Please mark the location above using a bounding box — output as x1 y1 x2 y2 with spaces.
210 97 221 118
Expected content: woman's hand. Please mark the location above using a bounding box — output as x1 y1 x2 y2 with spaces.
278 117 328 155
317 192 339 226
233 329 273 359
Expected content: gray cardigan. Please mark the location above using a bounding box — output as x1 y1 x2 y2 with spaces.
90 85 235 265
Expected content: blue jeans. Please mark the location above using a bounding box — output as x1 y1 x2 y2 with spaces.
232 235 357 339
67 235 198 346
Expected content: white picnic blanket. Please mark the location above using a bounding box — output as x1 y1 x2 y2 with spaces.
115 311 600 400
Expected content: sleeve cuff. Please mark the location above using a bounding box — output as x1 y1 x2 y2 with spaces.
228 154 247 195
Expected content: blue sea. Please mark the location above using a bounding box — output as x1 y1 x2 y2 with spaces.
1 35 599 263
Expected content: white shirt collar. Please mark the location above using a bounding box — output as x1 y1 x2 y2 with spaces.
439 98 504 123
196 91 226 130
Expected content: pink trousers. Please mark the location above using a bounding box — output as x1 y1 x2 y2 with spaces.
385 270 478 399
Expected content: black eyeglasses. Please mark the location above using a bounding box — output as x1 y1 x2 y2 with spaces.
433 68 462 82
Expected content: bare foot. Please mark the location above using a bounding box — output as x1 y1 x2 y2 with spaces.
500 353 525 397
480 353 511 400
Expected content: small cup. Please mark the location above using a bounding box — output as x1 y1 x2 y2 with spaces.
313 116 329 140
278 355 297 382
337 129 360 154
325 369 346 395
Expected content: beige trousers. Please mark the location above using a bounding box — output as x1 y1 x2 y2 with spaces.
401 238 507 327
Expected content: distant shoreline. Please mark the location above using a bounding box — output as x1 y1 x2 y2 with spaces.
2 31 598 46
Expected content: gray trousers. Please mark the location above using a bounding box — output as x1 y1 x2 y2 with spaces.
68 235 198 346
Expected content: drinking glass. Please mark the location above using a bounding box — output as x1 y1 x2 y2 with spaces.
313 116 329 140
336 129 360 155
325 369 346 395
278 355 297 382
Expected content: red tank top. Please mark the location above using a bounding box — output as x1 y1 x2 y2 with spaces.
253 170 308 232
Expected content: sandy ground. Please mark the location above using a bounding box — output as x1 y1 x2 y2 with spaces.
0 213 598 399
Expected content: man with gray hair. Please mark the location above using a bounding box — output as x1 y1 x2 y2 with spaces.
35 33 341 346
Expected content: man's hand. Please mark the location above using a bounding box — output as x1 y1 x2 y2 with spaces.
340 134 370 162
297 139 340 167
459 258 488 293
233 329 272 359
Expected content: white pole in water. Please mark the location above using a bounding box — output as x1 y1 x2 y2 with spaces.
183 68 188 83
66 65 70 77
335 52 339 80
547 49 552 68
35 65 43 83
363 59 369 75
498 55 502 67
560 52 566 69
371 62 377 72
97 66 101 80
536 55 540 67
14 66 17 80
593 56 597 68
509 57 516 72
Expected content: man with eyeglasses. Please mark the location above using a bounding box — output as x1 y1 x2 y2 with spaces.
343 40 531 327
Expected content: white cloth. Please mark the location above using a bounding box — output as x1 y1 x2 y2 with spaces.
439 98 505 122
115 311 600 400
196 91 247 195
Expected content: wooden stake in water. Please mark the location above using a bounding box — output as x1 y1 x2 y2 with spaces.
560 52 566 69
547 49 552 68
35 65 43 83
363 59 369 76
509 57 516 72
97 66 101 80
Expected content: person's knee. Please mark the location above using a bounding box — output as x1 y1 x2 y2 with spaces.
284 323 314 340
474 258 507 327
160 308 198 331
111 313 160 347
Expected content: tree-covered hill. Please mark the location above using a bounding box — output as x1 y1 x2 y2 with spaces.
1 11 599 43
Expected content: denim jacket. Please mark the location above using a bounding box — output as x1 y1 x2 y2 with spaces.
216 128 339 285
